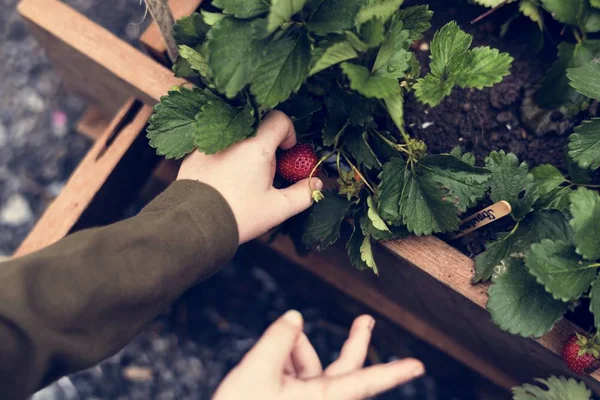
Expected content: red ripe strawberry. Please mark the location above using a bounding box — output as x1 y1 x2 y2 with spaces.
563 334 600 375
277 143 319 182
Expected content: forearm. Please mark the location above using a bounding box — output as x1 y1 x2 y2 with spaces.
0 180 238 399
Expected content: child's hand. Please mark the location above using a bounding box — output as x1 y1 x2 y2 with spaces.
178 111 323 244
213 311 425 400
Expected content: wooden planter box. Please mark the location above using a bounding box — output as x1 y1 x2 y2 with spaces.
16 0 600 394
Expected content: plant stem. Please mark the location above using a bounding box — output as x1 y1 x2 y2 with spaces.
144 0 178 62
342 153 376 194
470 0 510 24
573 29 583 44
566 180 600 188
372 130 410 155
308 151 336 191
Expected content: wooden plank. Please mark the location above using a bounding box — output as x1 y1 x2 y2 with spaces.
140 0 204 62
13 100 159 258
261 235 518 391
76 106 111 141
380 236 600 392
17 0 186 116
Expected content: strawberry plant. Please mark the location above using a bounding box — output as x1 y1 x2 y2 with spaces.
146 0 512 274
512 375 592 399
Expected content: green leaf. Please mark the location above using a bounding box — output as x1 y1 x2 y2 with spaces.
485 150 538 220
194 100 255 154
355 0 405 26
590 278 600 331
530 164 567 197
345 31 370 52
472 0 508 6
201 10 226 26
414 74 454 107
359 18 386 48
512 375 592 400
378 160 461 235
310 40 358 76
570 188 600 260
593 0 600 8
172 56 197 78
456 46 513 90
395 5 433 41
540 0 600 32
276 94 322 133
360 213 408 241
322 87 374 145
306 0 367 36
419 154 491 211
367 196 390 232
360 235 378 273
147 87 215 160
519 0 544 30
536 41 600 108
473 210 571 282
173 13 209 46
207 18 266 98
178 45 210 78
568 119 600 171
251 30 311 108
303 192 352 250
267 0 307 33
526 239 596 302
347 224 379 273
568 60 600 101
373 17 411 79
212 0 269 18
428 21 472 78
535 186 573 212
487 257 568 338
344 128 381 169
341 62 400 99
383 90 405 133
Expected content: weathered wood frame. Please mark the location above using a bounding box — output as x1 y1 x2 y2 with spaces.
15 0 600 393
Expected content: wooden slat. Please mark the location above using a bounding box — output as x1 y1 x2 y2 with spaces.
13 100 157 258
76 105 111 141
261 235 519 391
140 0 204 62
17 0 186 116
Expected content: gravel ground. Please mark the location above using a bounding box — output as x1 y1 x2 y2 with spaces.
1 1 500 399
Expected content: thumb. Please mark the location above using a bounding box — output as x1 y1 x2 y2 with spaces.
272 178 323 223
241 310 304 374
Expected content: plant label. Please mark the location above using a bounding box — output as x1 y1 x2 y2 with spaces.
449 200 512 239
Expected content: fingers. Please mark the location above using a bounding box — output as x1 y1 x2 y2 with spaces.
240 310 304 375
325 315 375 376
252 110 297 150
322 359 425 400
268 178 324 225
291 333 323 379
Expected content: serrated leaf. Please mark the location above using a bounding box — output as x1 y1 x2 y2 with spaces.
526 239 596 302
345 128 381 169
456 46 513 90
473 210 571 282
568 119 600 171
485 150 538 220
541 0 600 32
355 0 405 26
251 30 311 108
359 18 385 48
414 74 454 107
345 31 370 52
472 0 508 6
194 100 255 154
178 45 210 78
172 56 197 78
341 62 400 99
321 87 374 145
212 0 269 18
428 21 472 77
535 186 573 212
360 213 408 241
367 196 390 232
303 192 352 250
373 17 411 79
568 60 600 101
174 13 209 46
383 89 405 133
207 18 266 98
360 235 378 273
531 164 566 197
348 224 369 270
147 87 215 160
419 154 491 211
569 188 600 260
395 5 433 41
267 0 307 33
590 279 600 331
519 0 544 30
306 0 367 36
378 160 461 235
310 40 358 76
536 41 600 108
487 257 568 338
201 10 226 26
512 375 592 400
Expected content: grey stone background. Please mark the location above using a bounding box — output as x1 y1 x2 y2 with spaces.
0 1 498 399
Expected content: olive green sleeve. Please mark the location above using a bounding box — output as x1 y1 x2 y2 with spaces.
0 180 239 400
